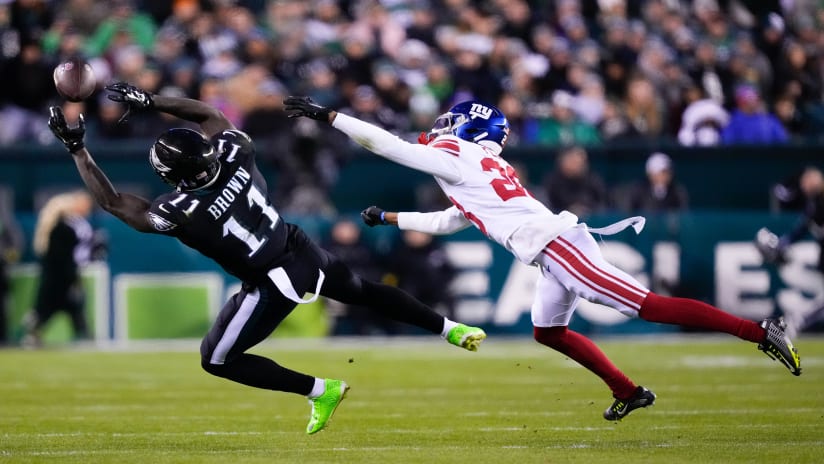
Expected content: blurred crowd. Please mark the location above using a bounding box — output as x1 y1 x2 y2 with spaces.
1 0 823 148
0 0 823 212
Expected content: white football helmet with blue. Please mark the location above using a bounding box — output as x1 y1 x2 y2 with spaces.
428 101 510 154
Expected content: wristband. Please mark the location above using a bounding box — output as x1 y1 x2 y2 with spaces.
380 211 386 224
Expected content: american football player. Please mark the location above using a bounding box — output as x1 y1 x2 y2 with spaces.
285 96 802 422
47 83 487 435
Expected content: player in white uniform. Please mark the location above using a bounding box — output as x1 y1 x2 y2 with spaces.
284 96 802 421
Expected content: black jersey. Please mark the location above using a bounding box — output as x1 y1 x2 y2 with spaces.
146 130 291 282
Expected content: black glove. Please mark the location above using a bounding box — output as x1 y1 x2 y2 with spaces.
283 96 332 122
48 106 86 153
105 81 154 123
361 206 387 227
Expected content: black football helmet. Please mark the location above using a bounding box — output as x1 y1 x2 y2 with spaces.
149 128 220 190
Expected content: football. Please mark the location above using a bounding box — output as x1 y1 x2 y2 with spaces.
53 58 96 102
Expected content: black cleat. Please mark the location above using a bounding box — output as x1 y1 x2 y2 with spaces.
603 386 656 421
758 317 801 376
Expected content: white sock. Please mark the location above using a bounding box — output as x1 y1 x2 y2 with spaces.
307 378 325 399
441 318 459 338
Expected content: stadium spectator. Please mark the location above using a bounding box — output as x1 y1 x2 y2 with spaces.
337 84 405 133
0 187 23 346
622 76 666 139
46 82 486 434
9 0 54 44
536 90 601 146
687 39 733 106
537 37 574 96
572 73 607 126
755 12 789 74
544 145 607 218
0 39 57 146
372 60 412 115
336 29 379 92
627 152 690 213
83 0 156 58
721 84 788 144
96 94 134 139
773 92 805 137
298 59 341 108
726 32 773 98
496 91 539 147
677 85 729 146
321 218 390 336
421 59 454 105
385 230 456 327
598 98 638 141
407 88 441 136
22 191 98 347
773 40 822 105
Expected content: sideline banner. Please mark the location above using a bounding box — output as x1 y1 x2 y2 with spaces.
441 212 821 335
7 212 820 340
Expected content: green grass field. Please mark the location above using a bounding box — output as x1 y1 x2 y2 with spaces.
1 336 822 464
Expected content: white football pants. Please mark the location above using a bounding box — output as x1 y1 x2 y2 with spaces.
532 225 650 327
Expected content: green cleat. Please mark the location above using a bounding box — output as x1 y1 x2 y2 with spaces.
306 379 349 435
446 324 487 352
758 317 802 376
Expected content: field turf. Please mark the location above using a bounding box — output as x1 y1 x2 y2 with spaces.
1 336 822 463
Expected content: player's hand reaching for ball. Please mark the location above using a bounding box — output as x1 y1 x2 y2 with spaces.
361 206 388 227
48 106 85 153
283 96 334 123
105 82 154 123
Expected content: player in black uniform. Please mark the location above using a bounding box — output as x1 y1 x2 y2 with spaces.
46 82 486 435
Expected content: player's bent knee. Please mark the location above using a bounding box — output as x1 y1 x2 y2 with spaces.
534 326 568 348
201 357 227 377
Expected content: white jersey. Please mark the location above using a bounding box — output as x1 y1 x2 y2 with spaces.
332 113 579 264
429 135 579 263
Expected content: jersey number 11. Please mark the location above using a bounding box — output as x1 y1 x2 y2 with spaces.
222 185 280 256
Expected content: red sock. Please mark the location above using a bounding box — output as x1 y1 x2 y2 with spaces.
534 326 637 400
639 292 766 343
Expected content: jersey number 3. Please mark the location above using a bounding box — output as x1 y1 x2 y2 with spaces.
222 185 279 256
480 157 527 201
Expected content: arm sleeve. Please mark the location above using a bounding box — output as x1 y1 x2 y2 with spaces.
397 207 471 235
331 113 462 183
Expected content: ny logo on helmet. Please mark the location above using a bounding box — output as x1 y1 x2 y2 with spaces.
469 103 493 120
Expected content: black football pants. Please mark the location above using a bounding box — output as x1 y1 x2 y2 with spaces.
200 235 445 395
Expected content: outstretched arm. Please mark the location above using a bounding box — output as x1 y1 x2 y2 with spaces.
48 106 155 233
105 82 235 138
72 148 155 232
284 97 462 183
361 205 470 235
